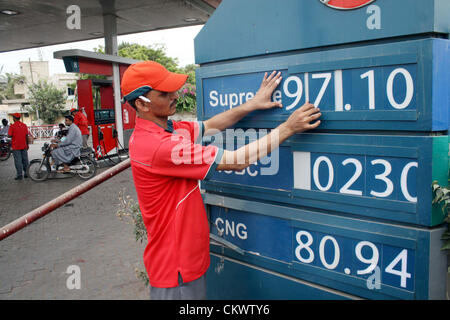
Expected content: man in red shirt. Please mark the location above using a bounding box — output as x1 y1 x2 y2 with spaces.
8 113 30 180
71 108 89 148
121 61 321 300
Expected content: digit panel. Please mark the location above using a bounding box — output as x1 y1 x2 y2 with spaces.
196 39 450 131
206 194 448 300
207 254 353 300
202 132 448 226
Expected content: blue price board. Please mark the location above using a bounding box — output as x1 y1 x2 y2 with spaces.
207 254 353 300
202 132 448 226
195 0 450 64
206 194 447 300
197 39 450 131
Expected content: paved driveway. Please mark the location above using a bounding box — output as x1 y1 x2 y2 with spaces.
0 140 148 299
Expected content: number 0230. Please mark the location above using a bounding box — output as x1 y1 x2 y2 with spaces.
311 155 418 203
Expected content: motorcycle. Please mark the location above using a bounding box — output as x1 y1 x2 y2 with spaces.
27 142 97 181
0 135 11 161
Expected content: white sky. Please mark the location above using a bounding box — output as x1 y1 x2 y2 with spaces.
0 25 203 76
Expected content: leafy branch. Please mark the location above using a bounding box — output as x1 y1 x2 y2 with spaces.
176 83 197 113
432 181 450 251
116 190 147 243
116 189 149 286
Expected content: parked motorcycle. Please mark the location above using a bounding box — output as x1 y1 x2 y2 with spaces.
27 142 96 181
0 135 11 161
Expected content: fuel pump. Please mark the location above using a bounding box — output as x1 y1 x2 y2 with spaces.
53 49 139 160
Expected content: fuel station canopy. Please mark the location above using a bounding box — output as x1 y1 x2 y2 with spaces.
0 0 220 53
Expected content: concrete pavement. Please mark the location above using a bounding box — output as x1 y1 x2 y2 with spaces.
0 140 148 299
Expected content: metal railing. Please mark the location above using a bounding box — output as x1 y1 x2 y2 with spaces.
28 125 57 139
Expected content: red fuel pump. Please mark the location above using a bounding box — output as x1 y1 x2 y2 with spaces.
54 49 139 160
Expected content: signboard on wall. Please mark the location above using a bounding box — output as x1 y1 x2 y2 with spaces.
195 0 450 64
197 39 450 131
196 0 450 300
206 195 447 300
202 132 448 226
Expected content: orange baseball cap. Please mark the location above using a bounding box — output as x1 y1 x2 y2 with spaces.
121 61 188 102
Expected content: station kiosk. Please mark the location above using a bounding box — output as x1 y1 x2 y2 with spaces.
195 0 450 299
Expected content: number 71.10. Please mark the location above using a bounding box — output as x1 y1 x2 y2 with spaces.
295 231 411 289
279 67 414 111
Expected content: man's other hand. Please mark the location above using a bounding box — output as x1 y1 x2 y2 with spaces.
283 102 322 134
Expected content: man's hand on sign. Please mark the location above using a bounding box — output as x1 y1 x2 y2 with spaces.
251 71 283 111
203 71 283 134
282 102 321 135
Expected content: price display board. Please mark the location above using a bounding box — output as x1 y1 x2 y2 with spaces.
195 0 450 65
197 39 449 131
202 132 448 226
206 194 447 300
207 254 354 300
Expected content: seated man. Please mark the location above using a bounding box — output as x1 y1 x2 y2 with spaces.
51 123 68 143
51 115 82 173
0 119 9 136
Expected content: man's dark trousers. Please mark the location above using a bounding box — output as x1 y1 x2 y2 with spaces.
12 149 29 178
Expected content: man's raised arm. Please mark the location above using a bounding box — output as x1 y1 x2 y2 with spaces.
203 71 283 135
217 102 321 172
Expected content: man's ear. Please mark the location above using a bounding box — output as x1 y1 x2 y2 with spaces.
135 99 150 112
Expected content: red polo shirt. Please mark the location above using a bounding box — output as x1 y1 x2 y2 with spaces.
73 111 89 135
129 117 223 288
8 121 28 150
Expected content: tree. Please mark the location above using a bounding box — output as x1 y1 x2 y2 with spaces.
93 42 199 113
94 42 199 84
0 72 26 101
94 42 181 72
120 42 181 73
181 63 198 86
27 80 66 124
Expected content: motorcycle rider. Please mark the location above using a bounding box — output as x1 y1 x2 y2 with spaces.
50 115 82 173
0 119 9 136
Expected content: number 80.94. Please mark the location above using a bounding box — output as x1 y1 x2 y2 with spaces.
294 230 412 289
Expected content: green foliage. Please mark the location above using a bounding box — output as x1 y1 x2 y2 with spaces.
0 72 26 101
181 63 198 86
432 180 450 251
116 190 149 286
27 80 66 124
94 42 180 72
135 269 149 287
79 73 107 81
120 42 180 73
116 190 147 243
94 42 198 114
176 83 197 113
176 64 198 113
